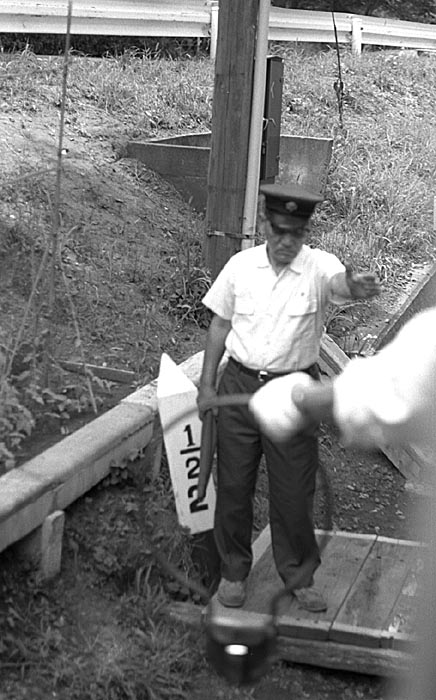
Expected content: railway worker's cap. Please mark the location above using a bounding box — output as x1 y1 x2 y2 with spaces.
260 183 323 221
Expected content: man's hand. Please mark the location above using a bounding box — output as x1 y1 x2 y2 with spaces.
345 263 381 300
248 372 316 441
197 385 219 420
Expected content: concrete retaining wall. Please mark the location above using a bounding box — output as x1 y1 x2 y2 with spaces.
0 351 205 556
126 132 333 211
372 261 436 351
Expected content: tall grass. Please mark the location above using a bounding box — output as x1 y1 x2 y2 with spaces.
1 44 436 699
1 45 435 476
1 41 435 476
276 47 436 277
2 47 435 285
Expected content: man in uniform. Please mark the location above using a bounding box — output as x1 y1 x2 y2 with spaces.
197 183 380 611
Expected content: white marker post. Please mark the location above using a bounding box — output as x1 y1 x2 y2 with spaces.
157 353 216 534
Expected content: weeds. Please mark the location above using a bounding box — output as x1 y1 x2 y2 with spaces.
0 474 205 700
0 9 101 473
0 376 35 469
1 41 436 699
0 363 107 474
277 47 436 271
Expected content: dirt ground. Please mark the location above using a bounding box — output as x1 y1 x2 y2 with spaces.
0 65 428 699
1 428 419 700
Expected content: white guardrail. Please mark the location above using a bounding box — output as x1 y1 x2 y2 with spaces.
1 1 436 59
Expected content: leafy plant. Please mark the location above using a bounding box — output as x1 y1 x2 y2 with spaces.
0 376 35 472
166 260 212 328
1 40 436 700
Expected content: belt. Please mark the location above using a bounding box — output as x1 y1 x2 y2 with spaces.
228 357 317 383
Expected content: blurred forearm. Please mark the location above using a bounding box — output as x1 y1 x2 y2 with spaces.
199 314 231 389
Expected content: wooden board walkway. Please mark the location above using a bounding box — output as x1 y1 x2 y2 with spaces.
319 333 433 484
209 527 423 676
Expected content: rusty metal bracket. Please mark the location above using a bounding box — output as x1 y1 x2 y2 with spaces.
207 230 254 240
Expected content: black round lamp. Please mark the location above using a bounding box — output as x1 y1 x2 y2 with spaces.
204 591 294 685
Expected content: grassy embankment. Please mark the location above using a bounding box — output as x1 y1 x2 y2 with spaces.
0 46 435 699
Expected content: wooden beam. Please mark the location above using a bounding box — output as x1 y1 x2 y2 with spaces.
319 333 426 482
59 360 135 384
167 601 412 677
204 0 259 278
371 261 436 352
319 332 349 376
276 635 412 677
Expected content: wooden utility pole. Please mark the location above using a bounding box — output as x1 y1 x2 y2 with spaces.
204 0 260 279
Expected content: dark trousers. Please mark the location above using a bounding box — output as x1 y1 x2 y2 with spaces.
214 359 321 590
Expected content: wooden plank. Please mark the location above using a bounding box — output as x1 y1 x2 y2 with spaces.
319 333 350 376
244 544 281 614
382 444 422 482
331 537 418 647
203 529 422 667
277 531 377 640
276 617 330 641
319 333 426 481
371 261 436 351
59 360 135 384
244 551 331 641
245 530 376 641
252 524 272 564
381 543 425 650
205 602 271 631
167 601 413 677
295 532 376 617
276 636 412 677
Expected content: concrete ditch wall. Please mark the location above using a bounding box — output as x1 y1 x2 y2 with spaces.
0 351 205 567
372 261 436 351
126 132 333 211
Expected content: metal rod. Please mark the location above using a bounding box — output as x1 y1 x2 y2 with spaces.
241 0 271 249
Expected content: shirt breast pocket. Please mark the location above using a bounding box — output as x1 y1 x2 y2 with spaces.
286 295 318 318
234 292 255 316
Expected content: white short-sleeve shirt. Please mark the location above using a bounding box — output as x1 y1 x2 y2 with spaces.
202 243 345 372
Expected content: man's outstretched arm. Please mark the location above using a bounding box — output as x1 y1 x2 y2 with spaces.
331 263 381 300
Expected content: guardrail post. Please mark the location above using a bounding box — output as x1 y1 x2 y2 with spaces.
210 1 219 61
351 16 362 55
